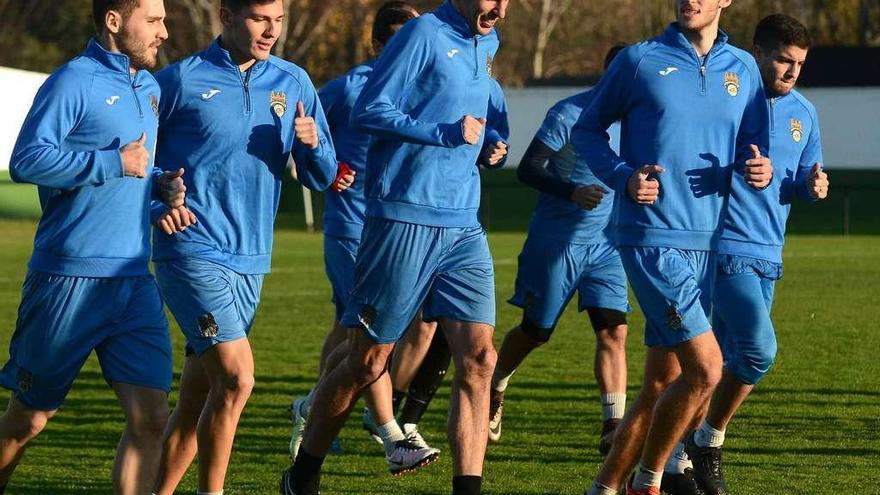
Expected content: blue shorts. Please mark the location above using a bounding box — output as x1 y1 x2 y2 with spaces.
509 236 629 330
712 254 780 385
341 218 495 344
155 258 264 356
0 272 172 411
324 235 360 321
620 246 715 347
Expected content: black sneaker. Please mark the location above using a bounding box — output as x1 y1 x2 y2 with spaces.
598 418 621 455
660 468 706 495
279 466 319 495
685 432 727 495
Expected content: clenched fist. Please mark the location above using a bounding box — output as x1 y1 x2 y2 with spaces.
121 133 149 178
627 164 664 205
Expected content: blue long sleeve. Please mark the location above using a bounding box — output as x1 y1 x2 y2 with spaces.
352 21 464 148
11 68 125 189
292 78 337 191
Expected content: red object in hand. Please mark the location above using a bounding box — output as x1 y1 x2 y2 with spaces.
332 161 354 192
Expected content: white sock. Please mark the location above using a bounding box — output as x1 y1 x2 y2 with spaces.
492 368 515 392
600 392 626 421
197 491 223 495
664 442 692 474
376 420 406 455
694 420 725 448
585 481 618 495
632 463 662 490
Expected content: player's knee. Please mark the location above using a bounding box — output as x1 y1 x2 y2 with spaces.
219 372 255 402
519 316 553 345
684 359 722 394
128 407 168 442
595 323 628 353
350 353 388 386
458 345 497 384
736 338 778 385
6 410 53 443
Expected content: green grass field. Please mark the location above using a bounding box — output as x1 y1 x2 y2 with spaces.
0 218 878 494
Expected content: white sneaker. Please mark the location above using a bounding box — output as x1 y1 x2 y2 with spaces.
488 396 504 442
402 423 440 453
361 407 384 445
386 437 440 476
288 396 308 461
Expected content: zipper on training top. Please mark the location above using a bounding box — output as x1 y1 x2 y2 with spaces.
130 73 144 118
473 37 479 79
769 97 776 135
243 66 253 114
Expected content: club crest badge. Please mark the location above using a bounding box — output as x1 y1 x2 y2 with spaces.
666 305 684 331
790 118 803 143
487 55 494 78
724 72 740 97
150 94 159 119
270 91 287 118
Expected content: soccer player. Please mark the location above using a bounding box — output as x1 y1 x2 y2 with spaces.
681 14 828 495
0 1 178 493
148 1 337 494
573 1 773 494
488 44 629 455
287 1 443 474
280 1 509 494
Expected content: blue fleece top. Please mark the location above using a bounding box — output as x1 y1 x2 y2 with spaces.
529 89 615 244
319 62 373 240
10 39 161 278
352 0 501 228
152 39 337 274
718 89 822 263
321 60 509 239
572 24 770 251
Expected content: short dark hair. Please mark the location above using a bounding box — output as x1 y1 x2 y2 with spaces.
372 1 418 48
604 43 627 71
92 0 139 33
754 14 812 52
221 0 279 13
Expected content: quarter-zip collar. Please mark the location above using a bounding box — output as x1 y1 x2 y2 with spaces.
661 22 729 61
86 38 136 76
205 37 268 76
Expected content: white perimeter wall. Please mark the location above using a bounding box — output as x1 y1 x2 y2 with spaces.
1 65 878 171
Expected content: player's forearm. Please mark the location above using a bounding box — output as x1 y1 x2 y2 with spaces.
9 146 124 188
294 145 337 191
354 104 464 148
517 138 575 200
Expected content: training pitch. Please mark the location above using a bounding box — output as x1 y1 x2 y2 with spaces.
0 219 877 494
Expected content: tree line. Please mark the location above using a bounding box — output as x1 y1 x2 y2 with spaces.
1 0 878 86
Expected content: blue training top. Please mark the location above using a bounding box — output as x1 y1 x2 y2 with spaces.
352 0 502 228
152 39 337 274
530 89 616 244
718 89 823 263
10 39 161 278
571 23 770 251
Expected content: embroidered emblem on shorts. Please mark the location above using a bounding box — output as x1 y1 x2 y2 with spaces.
150 94 159 119
197 313 219 338
17 368 32 393
724 72 740 97
790 118 803 143
270 91 287 118
666 305 684 331
358 305 378 331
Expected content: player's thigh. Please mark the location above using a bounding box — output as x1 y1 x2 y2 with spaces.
578 243 631 317
154 258 251 355
508 234 583 330
0 273 110 411
341 218 440 344
619 246 714 347
323 234 359 321
426 226 496 328
97 276 172 395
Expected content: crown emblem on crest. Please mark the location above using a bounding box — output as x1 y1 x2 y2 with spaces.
270 91 287 118
724 72 740 97
790 119 804 143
